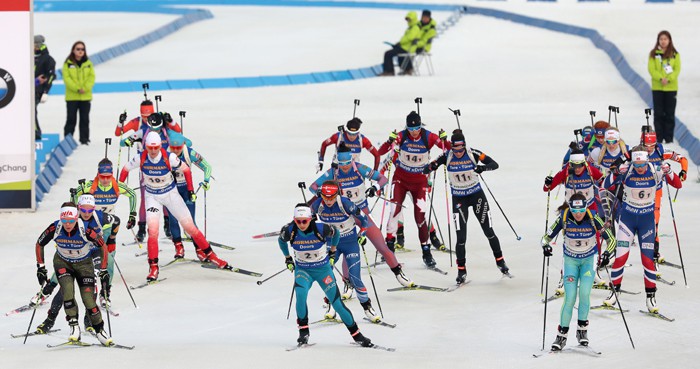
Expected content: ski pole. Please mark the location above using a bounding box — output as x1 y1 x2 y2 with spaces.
375 163 392 265
155 95 161 112
298 182 308 203
130 228 143 249
673 188 679 203
256 268 287 285
286 282 295 320
603 266 635 349
443 165 453 267
448 108 461 130
142 83 149 100
542 171 553 295
116 112 126 180
360 241 384 319
352 99 360 118
479 174 521 240
114 258 138 308
589 110 596 126
541 255 550 351
104 293 112 336
23 286 44 344
179 111 186 134
204 185 207 239
665 180 688 287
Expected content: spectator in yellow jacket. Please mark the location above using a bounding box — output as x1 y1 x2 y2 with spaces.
416 10 437 54
63 41 95 145
648 30 681 144
380 11 420 76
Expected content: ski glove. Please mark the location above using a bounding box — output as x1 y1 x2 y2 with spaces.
285 256 295 272
679 169 687 181
365 185 379 198
474 165 486 174
542 245 553 257
439 129 447 141
388 130 397 144
200 181 210 191
36 264 48 286
126 212 136 229
599 251 612 267
40 93 48 103
162 112 173 124
316 161 323 173
119 112 127 124
660 162 671 175
189 191 197 203
544 176 553 187
358 228 368 246
124 137 135 147
329 249 336 266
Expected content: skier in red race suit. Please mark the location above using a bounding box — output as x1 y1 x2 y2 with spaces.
377 111 449 267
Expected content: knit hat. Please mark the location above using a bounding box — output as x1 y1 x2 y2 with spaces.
406 111 421 128
34 35 45 45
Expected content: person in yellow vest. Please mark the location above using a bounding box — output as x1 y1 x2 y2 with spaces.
416 10 436 54
62 41 95 145
380 11 420 76
648 30 680 144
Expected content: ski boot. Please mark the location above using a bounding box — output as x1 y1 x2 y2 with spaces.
422 245 436 268
163 215 172 239
603 284 621 307
430 230 445 251
349 323 372 347
551 325 568 351
323 298 337 320
68 318 81 342
361 299 381 323
84 315 95 334
391 265 414 287
136 222 146 242
147 258 159 281
35 317 55 334
94 322 113 346
385 236 396 254
646 290 659 314
496 257 510 275
396 225 405 250
593 267 607 287
576 320 589 346
341 281 354 300
205 250 232 270
456 266 467 285
174 241 185 259
297 318 310 345
196 248 208 262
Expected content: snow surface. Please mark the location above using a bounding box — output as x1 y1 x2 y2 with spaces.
2 2 699 368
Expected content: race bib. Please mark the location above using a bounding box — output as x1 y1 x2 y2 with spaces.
664 64 673 74
399 151 429 168
449 170 478 190
343 185 366 205
624 187 655 208
294 248 327 264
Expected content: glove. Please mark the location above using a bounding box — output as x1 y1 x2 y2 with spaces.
474 165 486 174
544 176 553 187
329 249 336 266
189 191 197 202
119 112 127 124
422 166 432 174
316 161 323 173
97 269 110 296
439 129 447 141
365 185 379 198
599 251 612 267
617 162 629 175
660 162 671 175
124 137 135 147
200 181 210 191
679 169 687 181
285 256 295 272
542 245 553 257
388 130 397 144
36 264 48 286
358 228 368 246
40 93 48 103
126 212 136 229
162 112 173 124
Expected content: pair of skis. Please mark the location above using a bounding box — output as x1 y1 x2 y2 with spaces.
287 341 395 352
533 345 602 358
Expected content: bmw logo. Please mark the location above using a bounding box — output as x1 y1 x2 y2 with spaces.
0 68 17 109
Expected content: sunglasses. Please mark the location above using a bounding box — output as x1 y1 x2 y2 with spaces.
632 161 647 168
346 130 359 135
61 218 77 224
644 143 655 148
79 207 94 213
605 140 618 145
294 218 310 225
407 126 421 132
98 174 112 178
338 160 352 166
569 207 586 214
170 145 184 150
146 146 161 151
74 48 85 51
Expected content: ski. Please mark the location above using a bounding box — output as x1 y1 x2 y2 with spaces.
533 345 601 358
351 342 396 352
161 258 201 268
426 266 448 275
208 241 235 250
639 310 675 322
310 317 342 325
656 276 676 286
657 260 682 269
134 249 162 257
96 343 135 350
502 271 515 279
387 284 450 292
200 263 263 277
286 342 316 351
541 292 564 303
5 300 47 316
590 304 629 313
47 341 92 348
363 317 396 328
591 284 641 295
11 329 60 338
253 231 281 239
129 278 168 290
393 247 413 253
447 280 472 292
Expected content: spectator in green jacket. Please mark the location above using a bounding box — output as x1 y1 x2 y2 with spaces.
380 11 421 76
63 41 95 145
416 10 437 54
648 30 681 144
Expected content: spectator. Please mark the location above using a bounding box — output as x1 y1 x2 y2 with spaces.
33 35 56 141
648 30 680 144
63 41 95 145
416 10 436 55
379 11 420 76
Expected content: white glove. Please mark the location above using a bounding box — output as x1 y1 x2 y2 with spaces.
660 162 671 175
618 163 629 175
40 93 48 103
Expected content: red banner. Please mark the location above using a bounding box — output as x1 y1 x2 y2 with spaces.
0 0 30 12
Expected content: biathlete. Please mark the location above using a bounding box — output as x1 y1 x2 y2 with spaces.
317 117 380 172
